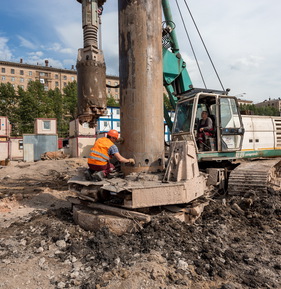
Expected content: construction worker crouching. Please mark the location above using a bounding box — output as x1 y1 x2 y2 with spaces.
87 129 135 180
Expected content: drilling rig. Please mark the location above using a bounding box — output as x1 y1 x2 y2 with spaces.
69 1 281 227
70 0 207 214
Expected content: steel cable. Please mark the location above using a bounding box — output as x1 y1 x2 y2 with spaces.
177 0 225 91
175 0 207 89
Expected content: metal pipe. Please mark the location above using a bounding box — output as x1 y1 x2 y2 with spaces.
118 0 165 174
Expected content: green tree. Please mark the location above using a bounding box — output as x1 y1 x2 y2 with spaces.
18 81 54 134
63 81 78 119
0 83 21 135
48 88 67 137
163 93 174 111
107 95 119 107
239 103 279 116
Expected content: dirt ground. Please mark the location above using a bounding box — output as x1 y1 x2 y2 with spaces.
0 159 280 289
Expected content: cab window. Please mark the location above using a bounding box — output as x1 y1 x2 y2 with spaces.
173 99 194 133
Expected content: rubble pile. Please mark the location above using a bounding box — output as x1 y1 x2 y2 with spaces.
0 160 280 289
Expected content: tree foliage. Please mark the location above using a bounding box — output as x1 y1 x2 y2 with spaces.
107 95 119 107
0 83 21 134
0 81 78 137
163 93 174 111
239 104 280 116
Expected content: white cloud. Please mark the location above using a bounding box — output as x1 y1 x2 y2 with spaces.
46 43 76 55
0 37 12 60
230 55 264 71
55 23 83 51
27 51 44 59
17 35 37 50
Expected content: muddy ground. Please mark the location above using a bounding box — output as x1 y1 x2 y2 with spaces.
0 159 280 289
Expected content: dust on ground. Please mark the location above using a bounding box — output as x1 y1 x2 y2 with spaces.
0 159 280 289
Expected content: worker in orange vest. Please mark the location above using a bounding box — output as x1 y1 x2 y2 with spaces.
87 129 135 179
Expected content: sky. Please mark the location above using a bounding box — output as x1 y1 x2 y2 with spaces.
0 0 280 103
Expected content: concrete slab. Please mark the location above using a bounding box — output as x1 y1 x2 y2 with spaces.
73 205 139 235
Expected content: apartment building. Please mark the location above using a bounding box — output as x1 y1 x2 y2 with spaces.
256 98 281 112
0 59 120 99
106 75 120 101
237 98 253 106
0 59 77 92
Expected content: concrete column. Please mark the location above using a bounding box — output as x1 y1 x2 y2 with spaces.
118 0 164 174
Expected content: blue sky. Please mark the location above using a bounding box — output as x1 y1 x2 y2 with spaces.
0 0 281 103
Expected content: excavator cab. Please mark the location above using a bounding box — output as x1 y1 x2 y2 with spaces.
172 91 245 156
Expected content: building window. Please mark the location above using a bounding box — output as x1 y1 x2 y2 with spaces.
40 72 45 76
108 88 111 93
71 76 75 81
55 82 59 87
29 71 32 76
64 82 67 87
115 94 118 99
1 68 5 73
115 82 118 86
55 74 58 79
11 69 15 74
44 86 48 91
11 77 15 81
19 140 23 150
63 75 67 80
20 70 24 75
115 88 118 92
2 76 6 81
28 78 32 82
20 78 24 83
107 81 111 85
40 79 45 84
19 85 24 89
42 121 51 130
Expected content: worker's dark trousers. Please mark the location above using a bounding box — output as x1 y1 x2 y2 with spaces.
88 162 115 177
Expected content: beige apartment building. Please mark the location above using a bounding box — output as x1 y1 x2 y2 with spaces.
0 59 120 100
256 98 281 112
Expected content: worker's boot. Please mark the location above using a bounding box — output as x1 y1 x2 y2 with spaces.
107 171 119 179
84 169 93 181
92 171 105 181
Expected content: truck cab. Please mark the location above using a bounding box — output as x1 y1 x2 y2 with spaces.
172 90 245 158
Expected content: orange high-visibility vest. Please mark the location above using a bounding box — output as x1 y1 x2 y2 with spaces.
88 137 114 166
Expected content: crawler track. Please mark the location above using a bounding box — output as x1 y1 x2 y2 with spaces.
228 158 281 194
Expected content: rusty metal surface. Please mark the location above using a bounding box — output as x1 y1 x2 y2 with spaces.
68 170 207 209
118 0 164 174
125 176 206 208
76 0 107 127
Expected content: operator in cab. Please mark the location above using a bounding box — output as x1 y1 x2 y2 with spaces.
87 129 135 180
197 111 213 151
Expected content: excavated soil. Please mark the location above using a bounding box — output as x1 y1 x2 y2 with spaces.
0 159 280 289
